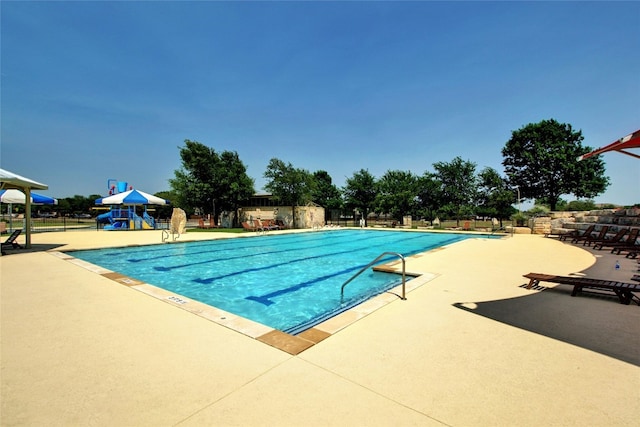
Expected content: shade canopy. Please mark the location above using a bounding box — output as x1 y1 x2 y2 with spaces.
0 189 58 205
0 168 48 190
95 189 169 206
578 129 640 161
0 168 49 249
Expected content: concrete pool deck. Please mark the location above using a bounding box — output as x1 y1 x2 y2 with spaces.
1 229 638 426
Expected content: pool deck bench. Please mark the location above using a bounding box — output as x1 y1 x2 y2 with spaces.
524 272 640 305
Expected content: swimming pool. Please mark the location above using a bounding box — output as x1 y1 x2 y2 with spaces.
69 229 490 334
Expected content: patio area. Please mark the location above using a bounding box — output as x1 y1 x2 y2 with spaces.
1 229 638 426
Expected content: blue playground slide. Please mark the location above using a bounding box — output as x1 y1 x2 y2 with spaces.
96 211 112 224
97 209 129 230
97 208 155 230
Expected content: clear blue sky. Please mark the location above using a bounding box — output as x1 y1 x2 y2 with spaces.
2 1 638 206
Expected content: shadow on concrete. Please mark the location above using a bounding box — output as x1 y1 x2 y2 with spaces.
455 239 640 367
1 243 67 256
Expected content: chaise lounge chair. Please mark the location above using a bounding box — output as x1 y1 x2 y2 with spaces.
260 219 279 230
607 228 639 257
523 272 640 305
573 225 609 246
197 218 218 229
241 221 261 232
613 243 639 259
592 228 633 251
1 229 23 255
559 224 595 241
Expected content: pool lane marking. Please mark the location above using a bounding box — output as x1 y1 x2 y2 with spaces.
150 232 387 271
125 230 377 263
191 232 452 284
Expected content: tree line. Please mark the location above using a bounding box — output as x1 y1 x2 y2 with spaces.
168 119 609 227
21 119 611 225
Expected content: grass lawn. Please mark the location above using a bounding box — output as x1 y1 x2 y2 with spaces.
187 227 245 233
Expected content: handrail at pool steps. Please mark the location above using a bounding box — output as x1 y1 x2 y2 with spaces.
162 228 180 242
340 252 406 304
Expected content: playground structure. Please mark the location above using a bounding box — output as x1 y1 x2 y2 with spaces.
95 180 166 231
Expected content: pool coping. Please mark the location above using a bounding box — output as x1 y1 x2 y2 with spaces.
50 248 441 355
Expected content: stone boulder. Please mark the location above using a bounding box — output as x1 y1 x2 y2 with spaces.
170 208 187 235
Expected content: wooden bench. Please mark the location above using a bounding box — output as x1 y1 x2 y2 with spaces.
524 272 640 305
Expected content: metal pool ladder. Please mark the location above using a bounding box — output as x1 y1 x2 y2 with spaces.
162 229 180 242
340 252 406 304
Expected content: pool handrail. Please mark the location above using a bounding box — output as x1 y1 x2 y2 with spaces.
340 252 406 304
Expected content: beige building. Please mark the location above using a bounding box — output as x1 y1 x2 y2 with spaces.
240 194 325 229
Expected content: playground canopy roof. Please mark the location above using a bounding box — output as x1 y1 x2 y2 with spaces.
95 189 169 206
578 129 640 161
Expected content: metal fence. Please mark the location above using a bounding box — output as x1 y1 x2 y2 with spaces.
0 216 173 234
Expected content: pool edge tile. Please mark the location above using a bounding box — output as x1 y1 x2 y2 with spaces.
257 330 315 355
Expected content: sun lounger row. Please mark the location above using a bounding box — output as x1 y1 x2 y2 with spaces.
241 220 281 232
559 225 639 257
558 224 595 241
524 272 640 305
594 228 639 257
197 218 218 229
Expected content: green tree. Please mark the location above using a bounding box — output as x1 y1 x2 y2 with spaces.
563 199 597 211
169 139 254 225
58 194 102 217
476 167 516 227
311 170 343 222
415 172 442 224
432 157 478 226
153 190 179 219
343 169 377 226
502 119 609 211
263 158 315 229
375 170 418 224
217 151 256 223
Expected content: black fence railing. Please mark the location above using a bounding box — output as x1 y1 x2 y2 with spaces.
0 216 173 234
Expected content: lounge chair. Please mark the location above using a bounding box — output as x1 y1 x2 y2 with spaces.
241 221 259 232
584 225 613 246
524 272 640 305
613 243 639 259
559 224 595 241
607 228 639 256
1 229 22 255
592 228 632 250
275 219 289 229
197 218 218 229
261 219 279 230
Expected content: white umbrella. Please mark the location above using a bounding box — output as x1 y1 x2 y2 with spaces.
0 189 58 205
95 189 169 205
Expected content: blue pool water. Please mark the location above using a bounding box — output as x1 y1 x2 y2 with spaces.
70 229 491 333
